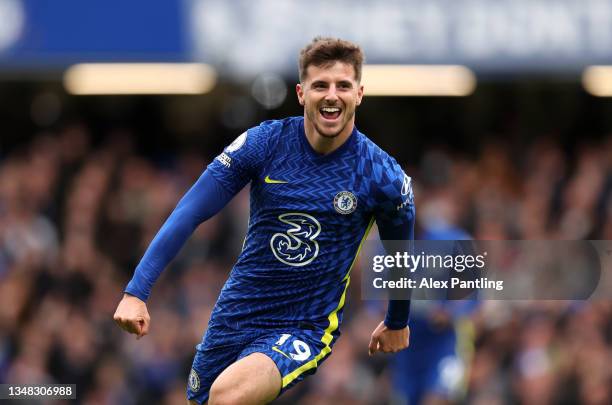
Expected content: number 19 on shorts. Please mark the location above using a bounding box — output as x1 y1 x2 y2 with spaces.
273 334 311 362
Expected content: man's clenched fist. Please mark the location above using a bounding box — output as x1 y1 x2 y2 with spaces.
113 293 150 339
368 321 410 356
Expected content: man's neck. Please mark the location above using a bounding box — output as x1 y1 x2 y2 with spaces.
303 117 354 155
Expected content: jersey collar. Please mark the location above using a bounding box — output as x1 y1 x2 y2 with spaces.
298 117 358 163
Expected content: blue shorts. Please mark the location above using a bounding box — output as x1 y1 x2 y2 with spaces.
186 326 333 404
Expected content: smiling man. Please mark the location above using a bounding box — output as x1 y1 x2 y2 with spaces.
113 37 415 405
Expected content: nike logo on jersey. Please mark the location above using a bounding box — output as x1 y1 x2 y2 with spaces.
272 346 292 360
264 175 288 184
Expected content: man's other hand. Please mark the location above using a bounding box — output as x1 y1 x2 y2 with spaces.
368 321 409 355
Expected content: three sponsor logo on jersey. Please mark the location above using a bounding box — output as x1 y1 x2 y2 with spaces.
270 213 321 267
269 190 357 266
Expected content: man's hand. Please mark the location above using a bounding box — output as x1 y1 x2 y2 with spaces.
368 321 410 356
113 293 150 339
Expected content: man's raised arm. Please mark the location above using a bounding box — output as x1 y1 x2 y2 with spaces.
113 169 234 338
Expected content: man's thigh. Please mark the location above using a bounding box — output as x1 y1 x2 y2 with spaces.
208 352 281 405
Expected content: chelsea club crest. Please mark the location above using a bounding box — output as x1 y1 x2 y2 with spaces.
189 369 200 392
334 191 357 215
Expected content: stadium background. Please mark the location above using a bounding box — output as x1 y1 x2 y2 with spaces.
0 1 611 404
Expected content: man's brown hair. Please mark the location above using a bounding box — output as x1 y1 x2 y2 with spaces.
298 37 364 83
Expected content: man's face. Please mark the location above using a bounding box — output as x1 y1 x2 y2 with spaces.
296 62 364 138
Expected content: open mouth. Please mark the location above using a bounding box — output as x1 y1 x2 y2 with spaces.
320 106 341 121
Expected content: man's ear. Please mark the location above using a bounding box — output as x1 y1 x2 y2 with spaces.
296 83 305 106
356 84 364 106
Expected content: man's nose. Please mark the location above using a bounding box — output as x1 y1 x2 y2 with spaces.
325 85 338 101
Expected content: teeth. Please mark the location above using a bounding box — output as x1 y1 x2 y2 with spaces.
321 107 340 113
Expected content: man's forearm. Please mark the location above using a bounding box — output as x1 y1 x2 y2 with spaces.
384 300 411 329
377 205 415 328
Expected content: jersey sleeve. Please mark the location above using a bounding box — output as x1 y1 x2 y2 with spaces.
125 170 233 301
207 124 270 195
374 160 415 230
374 159 416 329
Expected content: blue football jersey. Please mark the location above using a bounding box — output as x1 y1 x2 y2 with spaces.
206 116 414 337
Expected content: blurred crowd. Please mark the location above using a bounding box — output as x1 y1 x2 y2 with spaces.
0 123 610 404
